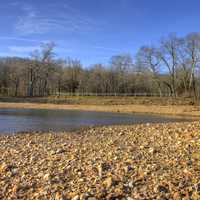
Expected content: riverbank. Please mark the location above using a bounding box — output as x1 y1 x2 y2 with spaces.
0 96 196 106
0 122 199 199
1 102 200 118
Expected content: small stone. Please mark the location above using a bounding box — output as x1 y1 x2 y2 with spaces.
80 193 90 200
77 171 82 177
119 132 124 136
173 192 181 200
157 185 169 193
124 165 132 173
103 177 113 189
55 193 65 200
56 149 65 154
0 163 8 172
114 156 118 160
50 150 56 155
43 173 51 181
87 198 97 200
98 165 103 178
128 181 134 188
72 195 79 200
149 147 155 154
11 168 18 175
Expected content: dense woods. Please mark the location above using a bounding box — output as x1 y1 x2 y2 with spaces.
1 33 200 98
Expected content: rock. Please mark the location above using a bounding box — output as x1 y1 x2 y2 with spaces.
128 181 134 188
173 192 181 200
0 163 8 172
55 193 66 200
43 173 51 181
50 150 56 155
97 165 103 178
72 195 80 200
103 177 113 189
77 171 82 177
124 165 132 173
11 168 18 176
156 185 169 193
87 198 97 200
149 147 155 154
114 187 123 196
119 132 125 136
56 149 65 154
80 193 90 200
0 121 200 199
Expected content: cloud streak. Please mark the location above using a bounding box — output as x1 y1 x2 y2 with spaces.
0 36 45 43
14 2 102 36
8 45 40 53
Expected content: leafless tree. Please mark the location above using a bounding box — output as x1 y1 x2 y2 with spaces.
136 46 163 96
158 34 181 97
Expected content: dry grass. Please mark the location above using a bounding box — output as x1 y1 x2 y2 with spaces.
0 96 196 105
0 102 200 118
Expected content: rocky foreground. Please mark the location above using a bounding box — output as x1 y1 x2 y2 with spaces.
0 122 200 200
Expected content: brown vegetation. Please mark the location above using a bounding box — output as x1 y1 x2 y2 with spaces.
1 33 200 99
0 96 200 118
0 96 195 105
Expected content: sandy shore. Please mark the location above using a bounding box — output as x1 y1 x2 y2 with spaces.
0 122 200 199
0 102 200 118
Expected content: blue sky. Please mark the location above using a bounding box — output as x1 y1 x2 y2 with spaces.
0 0 200 66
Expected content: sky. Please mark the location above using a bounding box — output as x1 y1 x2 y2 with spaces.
0 0 200 66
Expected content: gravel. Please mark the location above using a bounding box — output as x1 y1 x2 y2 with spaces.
0 122 199 199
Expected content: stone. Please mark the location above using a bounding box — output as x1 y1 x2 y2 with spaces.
43 173 51 181
103 177 113 189
98 165 103 178
87 198 97 200
72 195 80 200
56 149 65 154
128 181 134 188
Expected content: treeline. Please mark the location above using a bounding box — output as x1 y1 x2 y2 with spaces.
1 33 200 98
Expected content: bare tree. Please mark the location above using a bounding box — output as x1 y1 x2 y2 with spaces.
110 54 133 93
184 33 200 98
1 32 200 99
136 46 163 96
158 34 181 97
29 42 56 96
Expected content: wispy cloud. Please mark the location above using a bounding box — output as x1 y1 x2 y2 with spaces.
93 46 123 53
0 36 45 43
14 2 102 36
8 45 40 53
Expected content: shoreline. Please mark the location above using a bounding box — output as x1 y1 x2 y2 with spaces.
0 102 200 119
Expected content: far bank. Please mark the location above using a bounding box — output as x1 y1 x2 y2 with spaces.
0 96 200 118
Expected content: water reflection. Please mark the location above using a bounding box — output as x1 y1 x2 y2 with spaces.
0 109 190 134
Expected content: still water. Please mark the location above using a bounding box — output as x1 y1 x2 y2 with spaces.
0 108 190 134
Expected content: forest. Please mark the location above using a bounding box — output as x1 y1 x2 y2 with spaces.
0 32 200 99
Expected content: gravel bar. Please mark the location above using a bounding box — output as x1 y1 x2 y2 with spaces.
0 122 200 199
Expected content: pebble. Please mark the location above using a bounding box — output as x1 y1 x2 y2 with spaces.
0 121 199 199
103 177 113 189
43 173 51 181
72 195 80 200
128 181 134 188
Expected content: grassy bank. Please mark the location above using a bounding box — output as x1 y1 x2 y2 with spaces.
0 96 196 106
0 122 199 199
1 96 200 119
